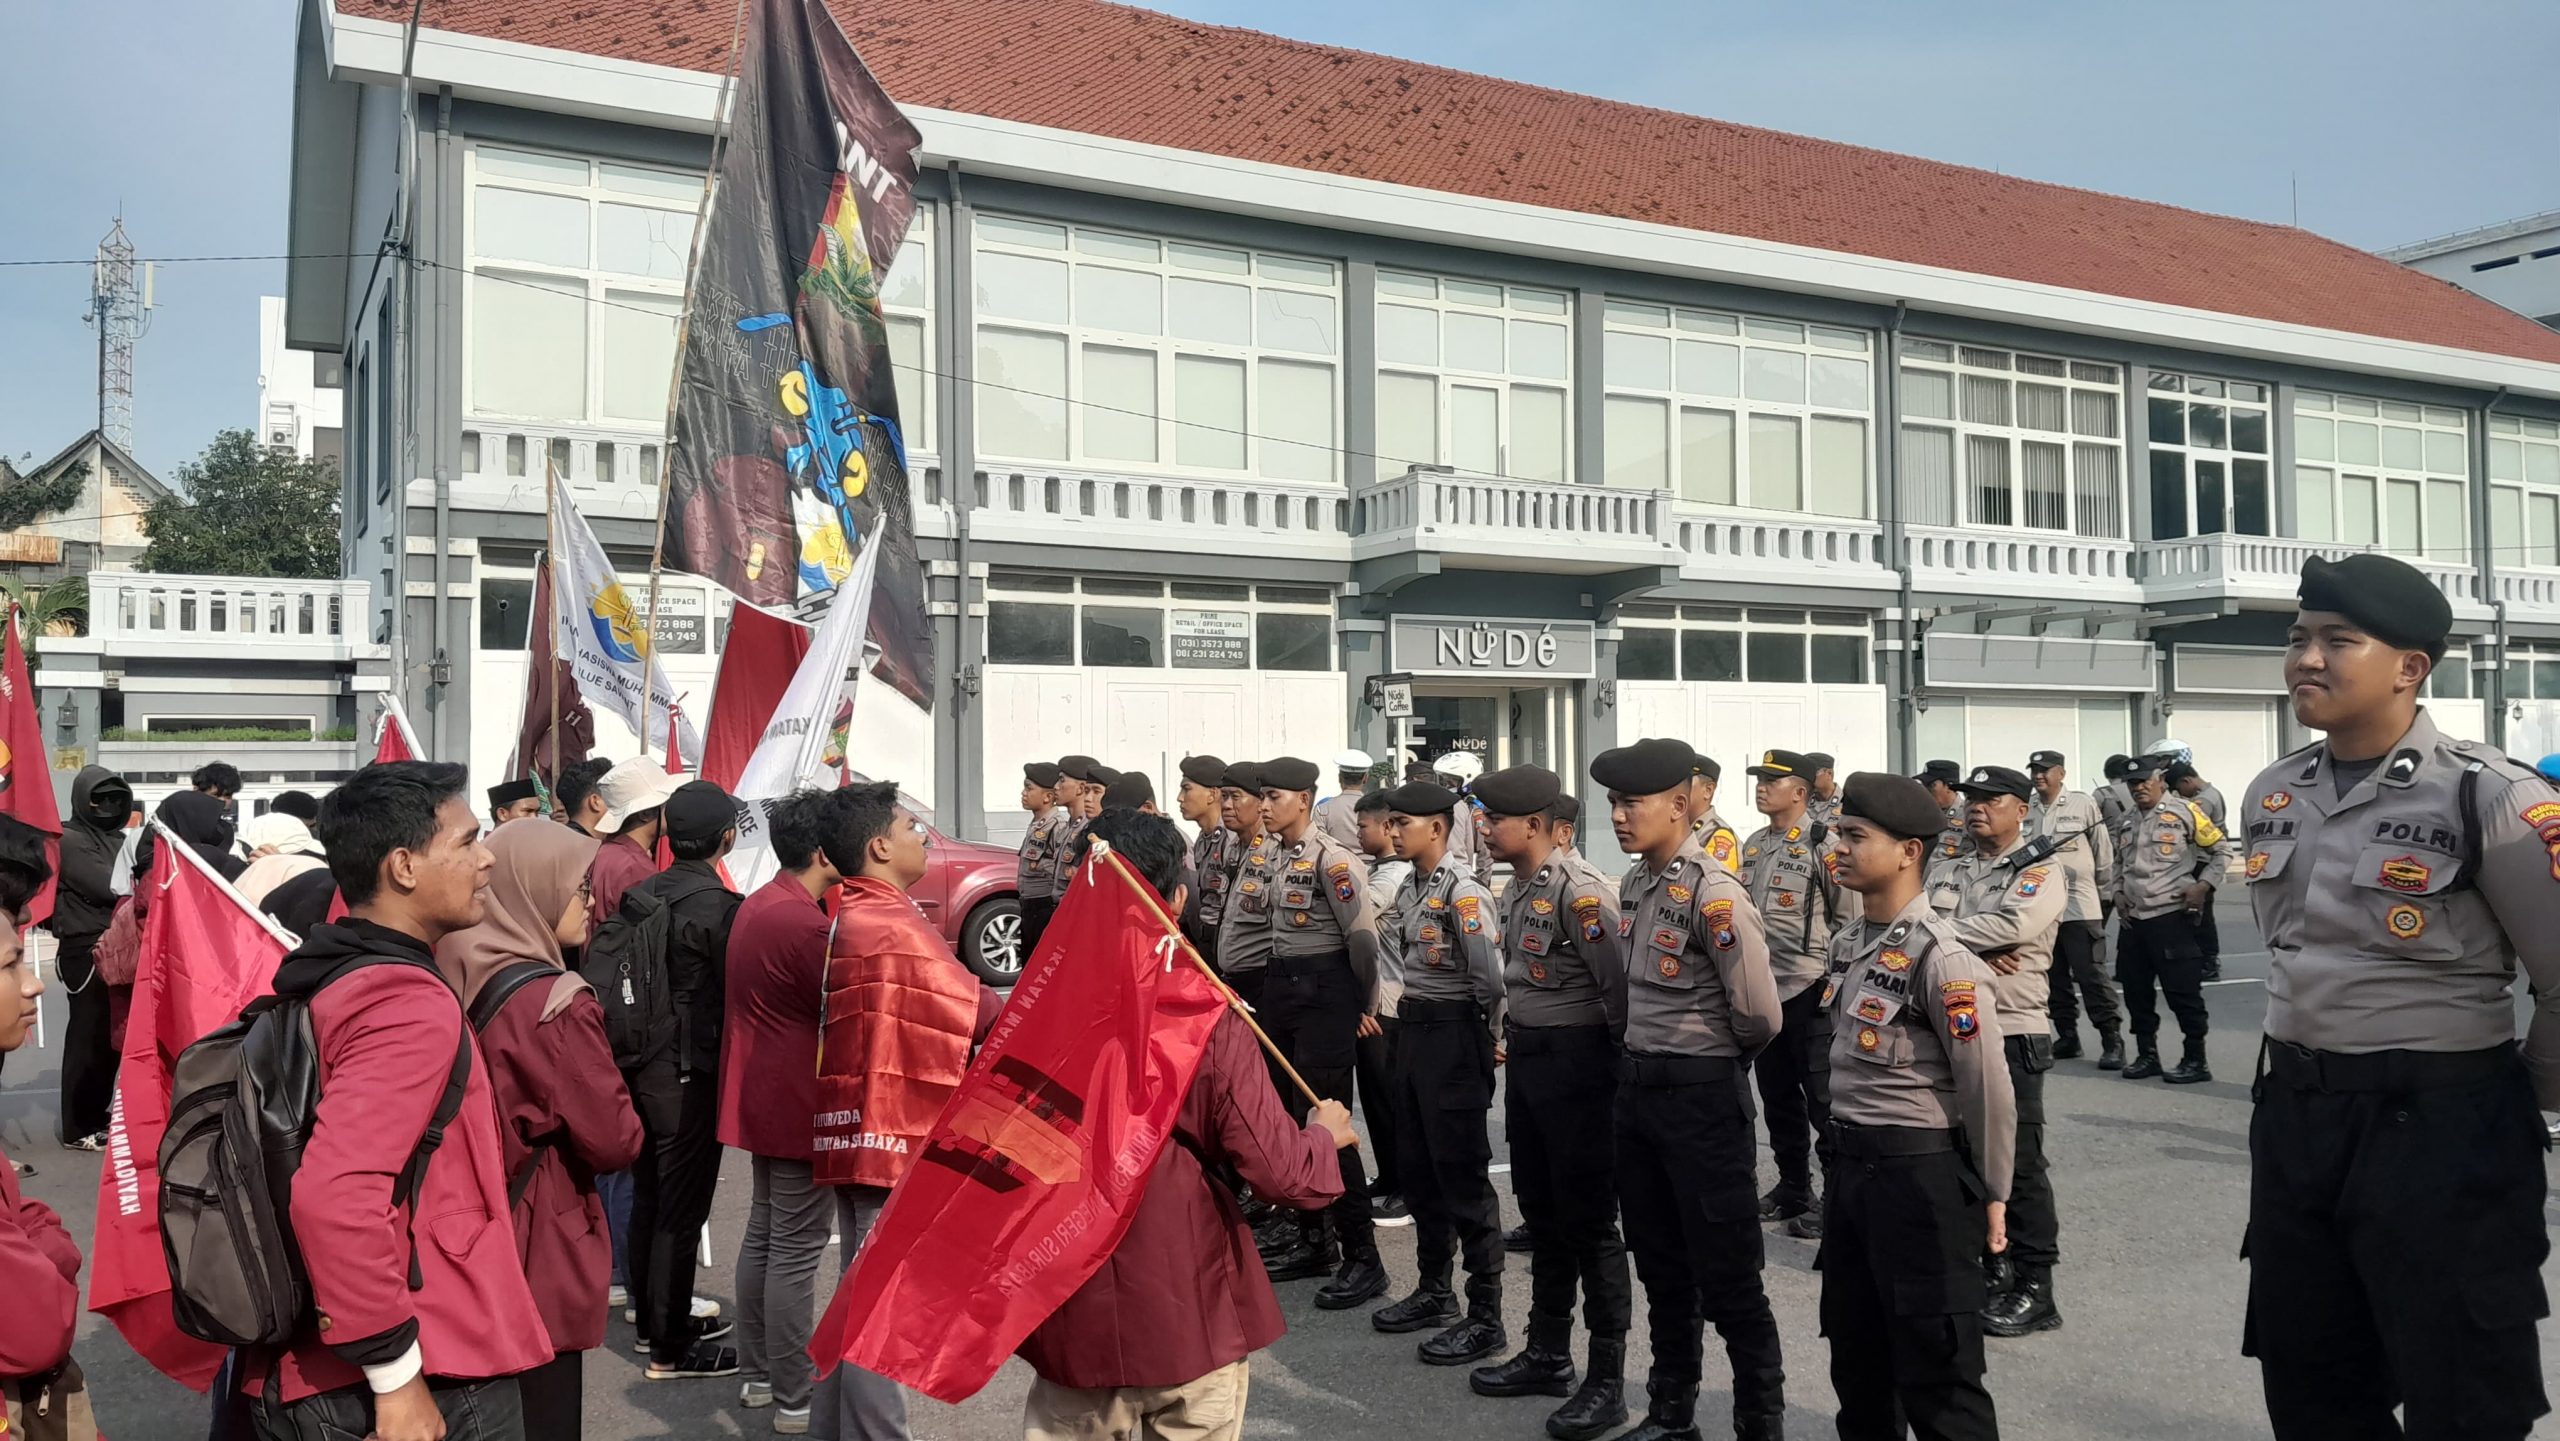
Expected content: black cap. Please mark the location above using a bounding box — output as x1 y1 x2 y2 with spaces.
1470 765 1562 817
1090 764 1123 790
1059 755 1106 784
1693 753 1723 783
1178 755 1227 788
664 780 738 845
1591 738 1705 796
1383 781 1460 817
2161 760 2199 786
1746 749 1814 780
1261 756 1321 792
1220 761 1265 792
2027 750 2065 771
2120 756 2164 783
1841 772 1948 841
2102 753 2134 781
1102 771 1155 809
1023 761 1064 788
1914 759 1961 787
2299 553 2453 656
1955 765 2033 800
488 778 539 808
1804 752 1835 772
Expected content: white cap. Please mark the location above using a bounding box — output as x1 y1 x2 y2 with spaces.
1332 749 1374 774
594 755 686 834
1431 751 1484 782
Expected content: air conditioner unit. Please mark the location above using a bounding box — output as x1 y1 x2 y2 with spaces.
267 427 296 447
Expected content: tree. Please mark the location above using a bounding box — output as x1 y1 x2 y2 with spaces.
0 459 85 532
141 430 340 578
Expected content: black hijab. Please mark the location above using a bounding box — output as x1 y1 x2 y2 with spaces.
158 791 246 882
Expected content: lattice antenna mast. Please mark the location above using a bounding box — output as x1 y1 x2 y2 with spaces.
83 218 153 450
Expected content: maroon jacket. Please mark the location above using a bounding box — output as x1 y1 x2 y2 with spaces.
0 1136 79 1381
719 874 831 1159
480 982 645 1355
1016 1011 1344 1390
588 834 660 924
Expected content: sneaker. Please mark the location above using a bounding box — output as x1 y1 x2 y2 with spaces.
627 1294 725 1325
1371 1194 1413 1226
773 1405 811 1435
645 1340 741 1381
740 1379 775 1409
635 1317 734 1353
62 1133 107 1153
606 1284 629 1309
10 1160 31 1180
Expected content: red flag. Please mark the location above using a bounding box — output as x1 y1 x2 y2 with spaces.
372 698 419 764
658 700 688 869
0 605 62 925
808 848 1228 1402
512 561 595 789
91 827 295 1390
700 603 808 794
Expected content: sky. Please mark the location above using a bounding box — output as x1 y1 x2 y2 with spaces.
0 0 2552 484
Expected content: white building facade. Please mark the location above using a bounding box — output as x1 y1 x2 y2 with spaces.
257 295 344 467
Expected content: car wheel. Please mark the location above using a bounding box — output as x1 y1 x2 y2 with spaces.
960 898 1025 985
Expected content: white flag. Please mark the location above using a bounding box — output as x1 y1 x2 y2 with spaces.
726 533 881 892
550 483 703 760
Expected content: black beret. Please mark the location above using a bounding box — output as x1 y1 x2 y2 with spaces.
1090 764 1123 789
1955 765 2032 800
1059 755 1105 784
1261 756 1320 792
1591 738 1704 796
1178 755 1227 788
1023 761 1064 788
1102 771 1155 810
1803 752 1835 772
2103 754 2135 781
1842 772 1947 841
488 778 539 808
1914 759 1961 787
1220 761 1264 792
664 780 739 844
1470 765 1562 817
2027 750 2065 772
1746 749 1814 780
1554 793 1581 825
2299 553 2452 654
1383 781 1460 817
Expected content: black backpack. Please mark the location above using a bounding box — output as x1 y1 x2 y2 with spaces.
157 956 472 1349
467 960 569 1209
580 886 678 1072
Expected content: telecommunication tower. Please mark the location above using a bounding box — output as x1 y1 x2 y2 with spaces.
83 218 154 450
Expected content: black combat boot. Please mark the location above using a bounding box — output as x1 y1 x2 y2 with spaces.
1371 1283 1460 1334
1545 1337 1628 1441
1420 1301 1508 1367
1755 1184 1810 1223
1314 1247 1388 1309
1619 1380 1702 1441
1985 1265 2062 1336
2163 1038 2213 1085
1263 1230 1340 1282
2120 1044 2163 1080
2096 1029 2126 1071
1984 1251 2016 1308
1504 1221 1535 1253
1471 1314 1575 1397
2050 1029 2084 1061
1734 1410 1787 1441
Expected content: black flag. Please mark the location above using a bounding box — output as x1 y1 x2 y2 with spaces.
663 0 933 707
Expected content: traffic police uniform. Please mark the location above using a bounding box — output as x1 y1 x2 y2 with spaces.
1017 762 1070 953
1817 773 2017 1441
1177 755 1234 964
1597 738 1787 1440
2025 751 2124 1062
1930 765 2067 1338
1466 766 1631 1438
1738 749 1841 1227
2242 554 2560 1441
2113 764 2228 1080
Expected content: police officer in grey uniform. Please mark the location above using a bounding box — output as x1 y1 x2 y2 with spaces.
1467 765 1631 1440
1175 754 1232 963
1352 789 1411 1221
2162 759 2228 980
1805 753 1843 830
1916 759 1968 884
1368 781 1510 1365
1819 772 2016 1441
1595 738 1786 1441
2094 756 2138 865
1017 761 1069 952
2243 554 2560 1441
1738 749 1840 1240
2112 757 2228 1084
1216 761 1277 1006
2025 751 2123 1068
1316 748 1374 849
1687 756 1744 875
1929 765 2066 1340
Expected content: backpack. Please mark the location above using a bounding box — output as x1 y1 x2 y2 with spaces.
157 956 473 1349
580 886 678 1072
467 960 568 1209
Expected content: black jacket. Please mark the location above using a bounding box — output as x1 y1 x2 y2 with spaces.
631 859 741 1080
54 766 130 944
262 868 340 939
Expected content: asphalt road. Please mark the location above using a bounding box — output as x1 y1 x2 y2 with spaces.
8 894 2559 1439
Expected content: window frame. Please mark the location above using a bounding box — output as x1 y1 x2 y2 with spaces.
1600 302 1874 518
1614 604 1873 684
1897 340 2125 538
2146 370 2273 540
2489 414 2560 570
981 571 1336 671
2294 391 2471 561
1373 270 1575 484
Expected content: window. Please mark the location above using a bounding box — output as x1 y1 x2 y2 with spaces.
976 217 1340 482
479 578 536 651
983 571 1334 669
1602 303 1871 516
2426 647 2472 700
1615 605 1870 684
2147 372 2271 539
2295 391 2469 559
1376 273 1571 483
2504 642 2560 702
1899 343 2122 537
2489 414 2560 569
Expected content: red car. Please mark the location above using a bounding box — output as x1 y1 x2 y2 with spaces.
910 823 1024 984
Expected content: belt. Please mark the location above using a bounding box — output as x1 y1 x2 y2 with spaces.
1268 949 1348 975
1506 1022 1612 1056
1831 1123 1956 1158
1400 997 1484 1025
2259 1040 2519 1094
1615 1052 1740 1086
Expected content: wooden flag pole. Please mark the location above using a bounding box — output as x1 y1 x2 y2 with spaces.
544 459 561 795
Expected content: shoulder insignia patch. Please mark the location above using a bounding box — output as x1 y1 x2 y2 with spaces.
1941 979 1980 1041
2377 855 2431 893
1709 833 1736 863
1573 893 1606 941
1457 894 1485 933
1879 948 1913 972
2523 800 2560 829
1883 920 1912 947
1702 898 1738 951
1785 825 1803 843
2261 791 2293 812
2385 902 2427 940
1666 881 1694 905
1327 860 1357 903
2015 867 2050 898
2383 749 2423 786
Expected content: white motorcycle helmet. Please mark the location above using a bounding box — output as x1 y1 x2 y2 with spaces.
1431 751 1485 786
2143 737 2193 766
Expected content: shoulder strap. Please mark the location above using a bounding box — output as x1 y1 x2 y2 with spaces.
391 1025 474 1291
467 961 563 1034
2452 760 2487 892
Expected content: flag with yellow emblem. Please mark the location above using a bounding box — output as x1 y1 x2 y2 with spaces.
551 481 704 759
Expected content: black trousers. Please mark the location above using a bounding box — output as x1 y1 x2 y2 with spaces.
2196 901 2222 960
2002 1035 2057 1272
2245 1045 2550 1441
1507 1024 1630 1344
1261 952 1373 1255
55 937 117 1141
519 1351 583 1441
252 1376 527 1441
629 1068 724 1362
1019 895 1058 957
2117 912 2208 1047
1751 978 1834 1201
2046 920 2123 1041
1355 1013 1401 1198
1818 1127 1998 1441
1614 1057 1784 1423
1391 1000 1503 1308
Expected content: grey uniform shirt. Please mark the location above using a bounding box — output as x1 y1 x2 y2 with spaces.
1018 807 1069 900
1807 793 1842 829
2026 788 2114 924
1821 894 2018 1200
1738 818 1839 998
1369 856 1414 1017
1501 849 1625 1033
2115 797 2228 919
1184 824 1239 936
2244 710 2560 1108
2189 782 2227 829
1315 791 1365 850
1614 834 1781 1057
1268 827 1383 1006
2096 782 2136 860
1399 860 1506 1041
1447 799 1494 885
1216 831 1282 975
1691 809 1743 875
1924 808 1968 889
1929 837 2067 1038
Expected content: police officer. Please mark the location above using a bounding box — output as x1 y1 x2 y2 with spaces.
1058 755 1112 857
1368 780 1509 1365
1929 764 2066 1340
2243 553 2560 1441
1215 761 1276 1002
1738 749 1840 1240
1256 756 1389 1310
2094 755 2138 860
1595 738 1786 1441
1431 751 1495 884
2112 756 2226 1083
1686 754 1744 875
2025 751 2124 1069
1467 765 1631 1440
1916 759 1967 882
1317 748 1375 848
1819 772 2016 1441
1352 789 1412 1222
2162 760 2228 980
1017 761 1069 952
1805 753 1842 829
1175 754 1232 962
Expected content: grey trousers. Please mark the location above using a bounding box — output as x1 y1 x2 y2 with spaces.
736 1155 908 1436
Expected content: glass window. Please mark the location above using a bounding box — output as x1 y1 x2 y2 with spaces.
1174 355 1247 470
1745 349 1806 404
1746 631 1807 683
1810 416 1867 518
1384 273 1577 483
978 328 1069 461
1082 605 1163 667
1619 627 1676 680
1749 414 1802 511
1901 369 1953 421
1511 387 1568 484
1607 303 1869 512
1258 359 1335 483
1081 346 1159 462
2151 371 2274 536
1682 630 1743 683
1378 372 1439 476
1810 633 1865 683
1257 612 1331 671
471 271 587 419
989 601 1074 664
479 578 535 651
1681 408 1737 506
1605 396 1668 491
2296 390 2469 550
1607 331 1671 391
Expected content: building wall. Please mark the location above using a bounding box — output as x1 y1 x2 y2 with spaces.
2393 217 2560 330
259 295 345 464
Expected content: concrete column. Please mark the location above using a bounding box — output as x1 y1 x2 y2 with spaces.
1344 261 1379 486
1572 290 1607 488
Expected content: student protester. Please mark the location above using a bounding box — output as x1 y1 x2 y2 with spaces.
160 790 246 882
0 817 77 1390
489 779 545 827
588 757 679 921
271 790 322 825
192 761 244 846
236 812 329 912
555 758 614 836
54 766 131 1150
438 820 645 1440
252 761 553 1441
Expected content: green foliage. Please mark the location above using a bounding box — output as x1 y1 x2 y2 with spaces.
142 430 340 578
101 725 357 744
0 460 85 532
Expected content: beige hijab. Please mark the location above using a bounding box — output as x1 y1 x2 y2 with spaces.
436 818 601 1021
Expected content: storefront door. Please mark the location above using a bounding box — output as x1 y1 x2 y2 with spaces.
1401 683 1577 780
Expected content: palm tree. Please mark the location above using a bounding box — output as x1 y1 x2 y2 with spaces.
0 575 86 660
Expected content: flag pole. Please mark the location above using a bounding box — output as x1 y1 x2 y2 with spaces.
1089 843 1329 1117
544 458 561 793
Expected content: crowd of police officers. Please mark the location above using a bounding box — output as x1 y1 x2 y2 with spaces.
1011 553 2560 1441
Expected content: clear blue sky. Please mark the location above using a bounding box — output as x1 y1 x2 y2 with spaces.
1 0 2552 483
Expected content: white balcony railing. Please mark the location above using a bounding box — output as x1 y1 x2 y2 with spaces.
453 420 665 521
1906 524 2142 599
1352 467 1681 572
1672 508 1895 589
2495 568 2560 612
918 461 1354 557
2142 533 2483 611
50 572 383 662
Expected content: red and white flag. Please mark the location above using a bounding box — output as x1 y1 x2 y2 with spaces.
700 603 809 795
371 695 421 764
0 605 61 925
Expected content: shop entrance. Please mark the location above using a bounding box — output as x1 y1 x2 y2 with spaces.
1397 683 1579 780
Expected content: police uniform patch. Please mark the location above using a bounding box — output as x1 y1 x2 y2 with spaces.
1703 899 1739 951
1884 920 1912 946
1941 980 1980 1041
1785 825 1803 843
1239 878 1262 896
2524 800 2560 829
1709 833 1736 863
1458 895 1485 934
1854 994 1889 1023
1743 845 1763 862
1521 930 1549 956
2157 841 2178 858
1327 860 1356 903
1856 1026 1881 1052
2385 903 2426 940
1618 916 1635 938
2377 855 2431 893
1880 948 1913 972
1651 927 1683 952
1821 851 1842 880
1820 977 1839 1006
1658 952 1684 979
1528 961 1549 982
1419 924 1442 944
1424 896 1448 911
1290 911 1312 928
1666 882 1694 906
1777 891 1797 909
1573 895 1606 942
1530 896 1556 915
2246 851 2269 879
2262 791 2293 812
2015 867 2050 898
1939 835 1961 858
